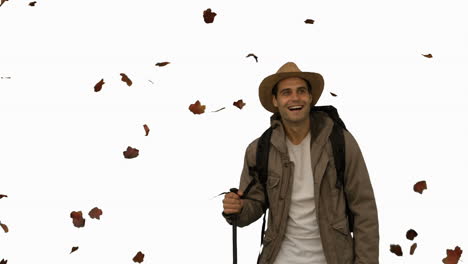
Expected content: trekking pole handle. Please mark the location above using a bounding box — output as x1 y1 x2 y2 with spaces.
228 188 240 219
223 188 241 219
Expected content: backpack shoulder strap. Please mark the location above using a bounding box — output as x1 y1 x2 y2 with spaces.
256 126 273 208
330 120 346 189
243 125 273 201
253 126 274 251
331 123 354 233
311 105 348 187
313 105 354 233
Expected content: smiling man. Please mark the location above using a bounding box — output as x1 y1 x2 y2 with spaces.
222 62 379 264
271 76 313 145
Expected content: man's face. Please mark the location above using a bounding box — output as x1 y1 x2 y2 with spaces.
272 77 313 126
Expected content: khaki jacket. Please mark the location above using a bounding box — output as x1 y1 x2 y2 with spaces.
223 110 379 264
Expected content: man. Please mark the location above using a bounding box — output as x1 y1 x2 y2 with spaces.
222 62 379 264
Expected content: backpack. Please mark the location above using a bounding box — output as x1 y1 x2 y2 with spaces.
243 105 354 252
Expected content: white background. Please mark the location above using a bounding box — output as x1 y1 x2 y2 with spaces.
1 0 467 263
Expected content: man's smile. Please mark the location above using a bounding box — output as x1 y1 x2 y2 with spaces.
288 105 304 112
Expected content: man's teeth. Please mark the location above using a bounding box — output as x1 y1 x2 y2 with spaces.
289 106 303 110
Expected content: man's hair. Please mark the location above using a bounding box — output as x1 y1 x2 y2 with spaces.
272 79 312 98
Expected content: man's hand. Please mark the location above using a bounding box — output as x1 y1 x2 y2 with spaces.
223 191 244 215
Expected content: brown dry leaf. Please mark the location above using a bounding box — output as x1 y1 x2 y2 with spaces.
212 107 225 113
123 146 139 159
155 62 170 67
0 259 7 264
422 53 433 58
443 246 463 264
88 207 103 220
330 92 337 97
29 1 36 6
203 8 216 23
120 73 132 86
390 244 403 256
246 53 258 63
410 243 417 255
133 251 145 263
406 229 418 240
0 194 7 199
70 246 79 254
233 99 246 109
70 211 85 228
189 100 206 114
143 124 150 136
413 180 427 194
304 19 315 24
0 221 8 233
94 79 105 92
0 0 8 7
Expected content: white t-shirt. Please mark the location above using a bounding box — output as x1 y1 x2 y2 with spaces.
273 131 327 264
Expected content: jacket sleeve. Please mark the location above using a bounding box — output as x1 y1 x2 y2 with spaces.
222 141 267 227
343 130 380 264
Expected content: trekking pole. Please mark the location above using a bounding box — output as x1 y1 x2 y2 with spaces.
230 187 239 264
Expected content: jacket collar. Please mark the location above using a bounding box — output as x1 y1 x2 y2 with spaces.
269 109 334 155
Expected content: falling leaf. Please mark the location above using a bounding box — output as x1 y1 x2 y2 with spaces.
212 107 225 113
410 243 417 255
94 79 105 92
143 124 150 136
189 100 206 115
29 1 36 6
155 62 170 67
390 244 403 256
88 207 103 220
422 53 433 58
0 259 7 264
413 180 427 194
0 0 8 7
133 251 145 263
70 246 79 254
203 8 217 23
120 73 132 86
70 211 85 228
0 194 7 199
246 53 258 63
406 229 418 240
330 92 337 97
304 19 315 24
0 221 8 233
233 99 246 109
443 246 463 264
123 146 139 159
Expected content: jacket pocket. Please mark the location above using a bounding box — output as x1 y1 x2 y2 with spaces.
267 174 280 188
259 229 276 264
331 217 354 264
331 216 350 236
266 172 281 217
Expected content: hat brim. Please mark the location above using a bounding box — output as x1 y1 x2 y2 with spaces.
259 72 324 113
